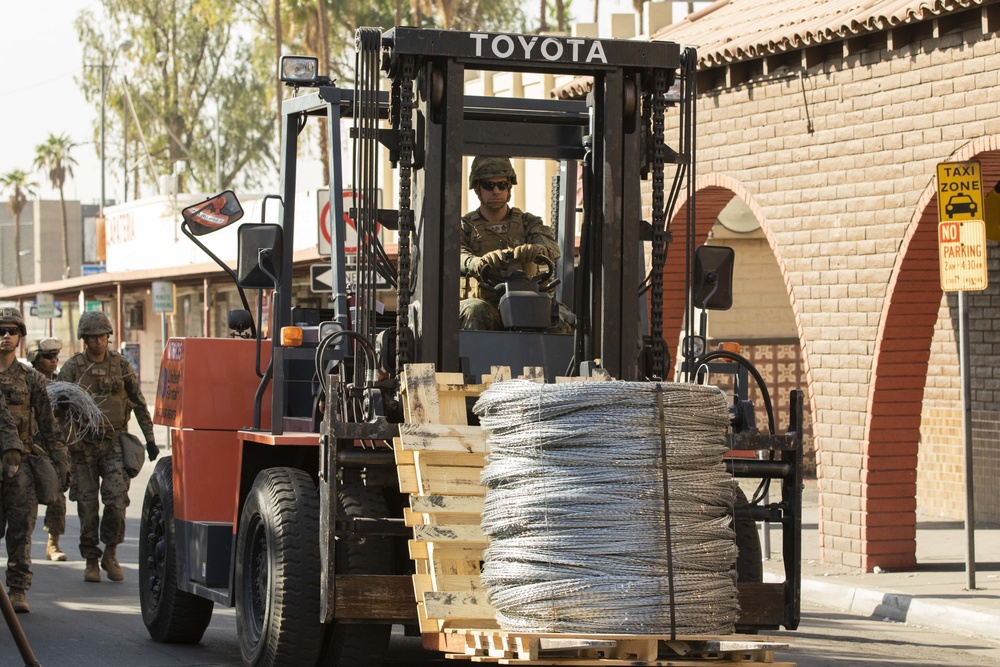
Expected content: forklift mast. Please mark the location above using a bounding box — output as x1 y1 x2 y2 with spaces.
346 27 696 383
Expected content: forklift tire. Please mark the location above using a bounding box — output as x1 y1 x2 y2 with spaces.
734 485 764 584
236 468 325 667
139 457 215 643
317 473 393 667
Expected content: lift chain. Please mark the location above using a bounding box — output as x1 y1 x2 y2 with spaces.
394 54 417 375
648 67 670 380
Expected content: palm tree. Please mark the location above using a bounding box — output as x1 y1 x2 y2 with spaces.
34 133 79 278
0 169 37 287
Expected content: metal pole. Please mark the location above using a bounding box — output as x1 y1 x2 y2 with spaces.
215 98 222 190
99 53 107 217
0 575 41 666
123 107 128 203
959 290 976 590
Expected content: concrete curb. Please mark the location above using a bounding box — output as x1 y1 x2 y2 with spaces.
767 572 1000 641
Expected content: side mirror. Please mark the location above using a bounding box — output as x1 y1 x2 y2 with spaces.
238 224 283 289
182 191 244 236
692 245 735 311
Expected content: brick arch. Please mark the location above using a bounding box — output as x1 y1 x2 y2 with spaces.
863 137 1000 571
663 175 807 392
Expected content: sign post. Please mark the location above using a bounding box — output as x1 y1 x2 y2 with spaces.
152 281 175 353
936 160 988 590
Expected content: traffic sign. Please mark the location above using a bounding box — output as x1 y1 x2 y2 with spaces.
317 189 383 256
937 161 988 292
310 264 334 293
152 281 176 314
35 293 56 319
938 220 988 291
937 161 984 222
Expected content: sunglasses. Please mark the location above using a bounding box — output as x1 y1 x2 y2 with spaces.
479 180 510 192
38 352 59 361
0 326 19 337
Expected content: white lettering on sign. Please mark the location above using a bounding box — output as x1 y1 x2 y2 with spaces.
470 33 608 64
106 212 135 246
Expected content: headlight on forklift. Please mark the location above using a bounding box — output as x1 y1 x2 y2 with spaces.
281 326 304 347
280 56 319 86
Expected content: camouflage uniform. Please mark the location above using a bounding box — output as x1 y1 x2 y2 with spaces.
57 349 155 562
0 391 24 536
0 361 68 591
459 207 561 330
28 338 69 557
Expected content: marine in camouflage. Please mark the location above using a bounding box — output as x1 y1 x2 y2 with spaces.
58 348 155 561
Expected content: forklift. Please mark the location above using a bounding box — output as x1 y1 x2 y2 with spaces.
138 27 802 667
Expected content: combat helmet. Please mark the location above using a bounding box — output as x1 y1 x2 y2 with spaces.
77 311 113 339
27 337 62 364
468 157 517 189
0 307 27 337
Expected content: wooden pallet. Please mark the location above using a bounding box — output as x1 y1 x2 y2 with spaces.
396 363 792 665
451 629 792 665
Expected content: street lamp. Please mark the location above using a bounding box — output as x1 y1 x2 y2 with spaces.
100 37 133 217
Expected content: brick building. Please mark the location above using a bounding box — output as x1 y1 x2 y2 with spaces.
646 0 1000 570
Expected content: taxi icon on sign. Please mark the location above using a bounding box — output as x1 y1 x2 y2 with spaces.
945 193 978 219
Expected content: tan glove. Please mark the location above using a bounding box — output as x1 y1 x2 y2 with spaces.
475 249 508 277
2 449 21 478
56 459 72 492
513 244 541 266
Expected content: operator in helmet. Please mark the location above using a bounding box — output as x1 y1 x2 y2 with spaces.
0 308 69 613
460 157 561 330
27 337 70 562
57 311 157 584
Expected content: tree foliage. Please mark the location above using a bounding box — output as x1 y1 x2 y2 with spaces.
34 134 79 277
75 0 276 194
0 170 37 287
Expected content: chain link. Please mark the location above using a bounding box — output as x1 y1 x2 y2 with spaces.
394 55 416 374
648 68 669 379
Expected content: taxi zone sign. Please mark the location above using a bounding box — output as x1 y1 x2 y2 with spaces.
937 161 988 292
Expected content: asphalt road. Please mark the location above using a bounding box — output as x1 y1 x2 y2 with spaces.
4 450 1000 667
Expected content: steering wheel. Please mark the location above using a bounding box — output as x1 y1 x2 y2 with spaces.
478 251 555 291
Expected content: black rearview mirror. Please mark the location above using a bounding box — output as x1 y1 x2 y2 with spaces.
692 245 735 311
238 224 284 289
182 191 244 236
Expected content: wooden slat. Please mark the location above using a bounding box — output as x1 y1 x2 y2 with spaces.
423 591 497 620
436 371 470 425
413 573 484 595
412 524 487 545
408 541 484 562
401 363 441 424
411 494 485 514
398 423 488 452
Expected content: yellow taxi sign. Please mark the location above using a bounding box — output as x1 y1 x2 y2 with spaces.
938 219 988 291
937 160 984 222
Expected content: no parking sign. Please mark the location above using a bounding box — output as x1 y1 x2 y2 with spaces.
317 189 382 256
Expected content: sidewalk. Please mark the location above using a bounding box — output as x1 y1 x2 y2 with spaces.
762 479 1000 641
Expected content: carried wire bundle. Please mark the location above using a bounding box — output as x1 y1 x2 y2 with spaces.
474 380 739 636
46 381 108 445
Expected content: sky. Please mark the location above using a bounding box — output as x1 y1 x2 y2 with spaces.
0 0 699 206
1 1 106 203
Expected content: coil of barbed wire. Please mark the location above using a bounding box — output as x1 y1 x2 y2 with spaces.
47 381 108 444
475 380 740 636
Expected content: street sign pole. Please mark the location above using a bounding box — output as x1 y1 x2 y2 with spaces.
936 160 987 591
959 290 976 590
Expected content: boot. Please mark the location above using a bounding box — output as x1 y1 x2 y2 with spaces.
47 533 68 562
101 545 124 582
9 588 29 614
84 558 101 583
